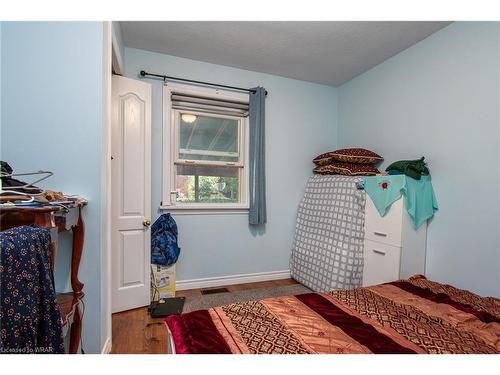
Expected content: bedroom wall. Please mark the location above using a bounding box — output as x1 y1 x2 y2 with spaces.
338 22 500 297
0 22 2 137
124 48 338 283
1 22 106 352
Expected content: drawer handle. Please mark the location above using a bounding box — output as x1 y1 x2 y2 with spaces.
372 249 386 256
373 231 388 237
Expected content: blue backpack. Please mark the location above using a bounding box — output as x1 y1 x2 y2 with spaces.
151 214 180 266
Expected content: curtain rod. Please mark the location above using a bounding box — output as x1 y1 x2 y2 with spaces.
139 70 267 96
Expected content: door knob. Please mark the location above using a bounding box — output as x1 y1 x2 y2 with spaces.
143 219 151 227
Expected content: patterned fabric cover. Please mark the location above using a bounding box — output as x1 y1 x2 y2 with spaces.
290 175 366 291
313 148 383 166
330 148 383 164
166 275 500 354
0 226 64 354
314 162 379 176
313 151 339 166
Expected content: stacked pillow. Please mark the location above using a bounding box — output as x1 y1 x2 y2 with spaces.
313 148 383 176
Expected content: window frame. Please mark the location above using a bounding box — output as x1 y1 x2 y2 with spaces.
161 83 250 212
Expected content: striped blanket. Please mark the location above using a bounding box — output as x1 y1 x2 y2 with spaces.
165 276 499 354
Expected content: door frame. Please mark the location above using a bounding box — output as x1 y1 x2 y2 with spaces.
101 21 113 354
101 21 127 353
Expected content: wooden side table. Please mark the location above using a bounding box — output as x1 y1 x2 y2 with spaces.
0 199 87 353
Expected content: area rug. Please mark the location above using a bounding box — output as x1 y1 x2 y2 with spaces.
182 284 311 313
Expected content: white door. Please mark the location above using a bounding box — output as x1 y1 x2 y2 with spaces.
111 75 152 313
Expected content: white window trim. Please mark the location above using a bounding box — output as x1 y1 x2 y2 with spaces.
161 82 250 212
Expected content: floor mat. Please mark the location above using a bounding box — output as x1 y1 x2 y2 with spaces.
182 283 311 313
200 287 230 295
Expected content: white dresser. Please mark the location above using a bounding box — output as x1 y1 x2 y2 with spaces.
362 195 427 287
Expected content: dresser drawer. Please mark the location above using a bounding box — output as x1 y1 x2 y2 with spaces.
362 239 401 287
364 195 403 247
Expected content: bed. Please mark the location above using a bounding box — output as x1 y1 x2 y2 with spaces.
165 275 499 354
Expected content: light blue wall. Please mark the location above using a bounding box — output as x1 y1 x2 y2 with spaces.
124 48 338 281
338 22 500 297
1 22 105 352
0 22 2 139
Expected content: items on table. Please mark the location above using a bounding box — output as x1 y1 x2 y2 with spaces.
0 161 44 194
312 148 383 176
43 190 67 202
1 161 79 206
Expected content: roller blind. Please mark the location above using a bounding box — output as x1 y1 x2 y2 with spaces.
171 92 249 117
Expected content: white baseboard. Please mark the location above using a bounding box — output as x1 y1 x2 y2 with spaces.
101 336 112 354
176 270 291 291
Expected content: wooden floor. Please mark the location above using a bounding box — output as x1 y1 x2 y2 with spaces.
111 278 298 354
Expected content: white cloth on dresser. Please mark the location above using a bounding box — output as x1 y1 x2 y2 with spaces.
290 175 366 292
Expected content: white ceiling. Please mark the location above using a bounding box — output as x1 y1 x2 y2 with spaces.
120 21 451 86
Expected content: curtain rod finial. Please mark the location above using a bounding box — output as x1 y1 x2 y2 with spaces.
140 70 146 77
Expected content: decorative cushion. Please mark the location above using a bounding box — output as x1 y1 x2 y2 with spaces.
313 148 383 165
313 151 338 166
314 162 380 176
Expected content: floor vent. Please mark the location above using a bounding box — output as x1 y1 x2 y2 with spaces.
200 287 230 295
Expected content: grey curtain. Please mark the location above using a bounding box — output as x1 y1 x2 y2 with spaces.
249 87 267 225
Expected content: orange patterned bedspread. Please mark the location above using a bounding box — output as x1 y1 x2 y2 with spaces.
165 276 500 354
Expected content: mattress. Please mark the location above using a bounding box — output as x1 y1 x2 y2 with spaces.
290 175 366 291
165 275 499 354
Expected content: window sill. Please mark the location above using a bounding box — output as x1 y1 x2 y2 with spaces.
159 205 249 215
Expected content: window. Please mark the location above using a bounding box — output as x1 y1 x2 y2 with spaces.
162 84 249 211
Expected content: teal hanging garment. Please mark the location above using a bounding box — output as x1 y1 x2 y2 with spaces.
363 175 438 229
403 175 439 229
363 175 406 217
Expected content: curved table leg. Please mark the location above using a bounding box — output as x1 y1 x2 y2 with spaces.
69 305 82 354
69 206 85 354
71 207 85 296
